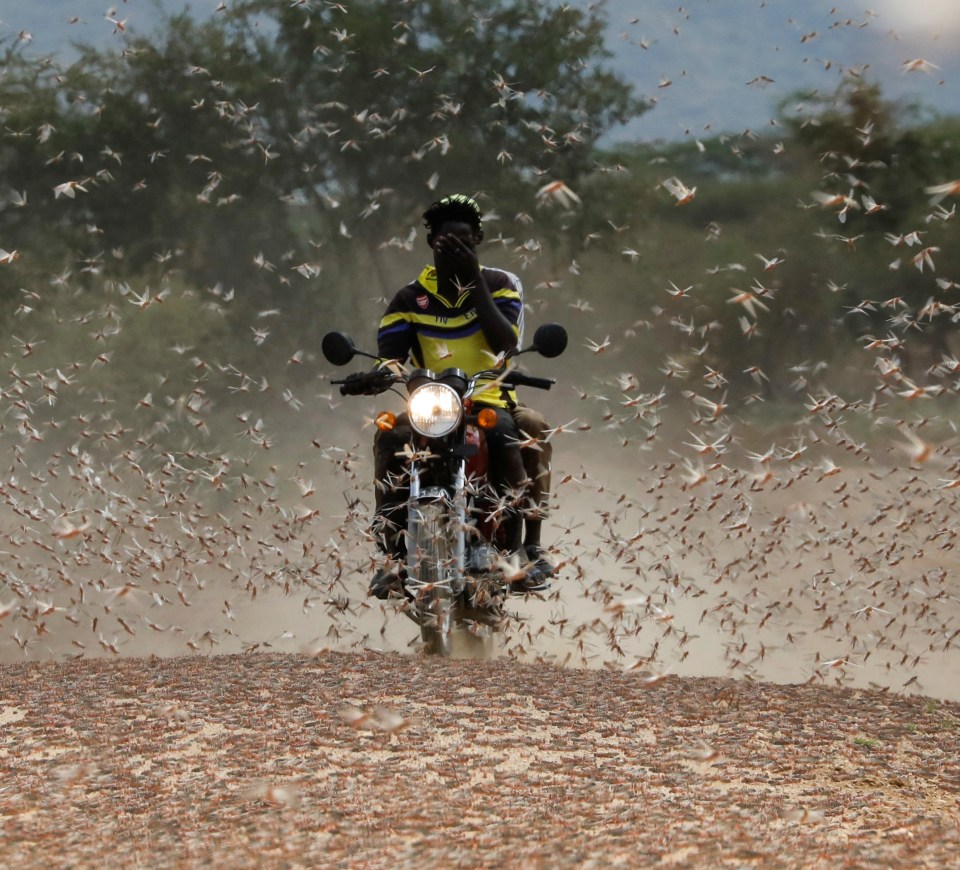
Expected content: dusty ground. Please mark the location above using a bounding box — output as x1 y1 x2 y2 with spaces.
2 391 959 868
1 650 958 869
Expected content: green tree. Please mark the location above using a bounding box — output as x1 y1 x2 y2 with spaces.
779 79 960 374
0 1 645 350
0 19 299 290
227 0 645 272
1 1 644 270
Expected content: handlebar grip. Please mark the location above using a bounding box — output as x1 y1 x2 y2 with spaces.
333 371 395 396
505 372 556 390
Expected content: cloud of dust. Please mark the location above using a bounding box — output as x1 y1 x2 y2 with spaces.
7 396 956 704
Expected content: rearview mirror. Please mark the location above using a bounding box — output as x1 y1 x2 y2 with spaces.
531 323 568 359
321 331 357 367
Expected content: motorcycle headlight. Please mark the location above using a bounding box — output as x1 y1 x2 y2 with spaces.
408 382 463 438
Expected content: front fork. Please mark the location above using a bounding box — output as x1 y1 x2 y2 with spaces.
406 458 468 595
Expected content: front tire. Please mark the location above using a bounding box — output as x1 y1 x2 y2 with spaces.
421 606 453 656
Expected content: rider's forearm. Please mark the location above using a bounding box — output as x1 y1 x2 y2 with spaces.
470 276 519 355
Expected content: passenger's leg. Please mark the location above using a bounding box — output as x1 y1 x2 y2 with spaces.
481 407 527 555
511 405 552 556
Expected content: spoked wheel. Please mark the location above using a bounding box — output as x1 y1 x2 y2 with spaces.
420 599 454 656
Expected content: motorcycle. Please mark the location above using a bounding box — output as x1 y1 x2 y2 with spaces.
322 323 568 656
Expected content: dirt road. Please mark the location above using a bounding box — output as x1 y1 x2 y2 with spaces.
2 650 957 868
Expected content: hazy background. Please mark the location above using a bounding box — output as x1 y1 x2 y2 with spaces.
5 0 960 141
1 0 959 702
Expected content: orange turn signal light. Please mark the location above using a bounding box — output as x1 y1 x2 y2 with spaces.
476 408 498 430
375 411 396 431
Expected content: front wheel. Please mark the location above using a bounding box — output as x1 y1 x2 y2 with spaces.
421 605 453 656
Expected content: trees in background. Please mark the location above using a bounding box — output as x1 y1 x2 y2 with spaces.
563 79 960 399
0 6 958 427
0 0 645 447
0 1 641 292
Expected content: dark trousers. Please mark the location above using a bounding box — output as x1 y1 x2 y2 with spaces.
512 405 552 520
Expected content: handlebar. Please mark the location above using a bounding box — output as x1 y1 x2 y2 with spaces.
331 370 398 396
332 367 555 397
500 371 556 391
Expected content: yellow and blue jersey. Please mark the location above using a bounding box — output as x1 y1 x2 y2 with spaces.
377 265 523 408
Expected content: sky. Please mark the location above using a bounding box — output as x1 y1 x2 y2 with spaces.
2 0 959 142
599 0 960 142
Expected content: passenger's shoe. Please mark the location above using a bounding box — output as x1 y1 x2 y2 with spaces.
524 544 555 582
508 546 554 594
509 572 551 594
369 564 404 600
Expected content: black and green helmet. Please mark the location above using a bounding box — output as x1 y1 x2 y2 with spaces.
423 193 483 232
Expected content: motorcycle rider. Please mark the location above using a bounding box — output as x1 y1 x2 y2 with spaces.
367 194 554 598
